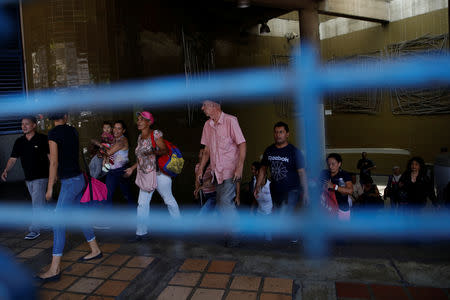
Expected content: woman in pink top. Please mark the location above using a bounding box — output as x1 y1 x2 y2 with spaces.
125 111 180 241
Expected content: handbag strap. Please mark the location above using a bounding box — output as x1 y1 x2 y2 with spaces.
149 131 161 172
150 131 156 149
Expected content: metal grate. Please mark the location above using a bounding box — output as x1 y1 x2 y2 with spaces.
326 52 384 114
0 2 25 135
388 34 450 115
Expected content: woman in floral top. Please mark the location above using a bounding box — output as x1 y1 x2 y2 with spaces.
125 111 180 241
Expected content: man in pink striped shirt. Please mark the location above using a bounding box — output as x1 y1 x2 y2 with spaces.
196 101 246 236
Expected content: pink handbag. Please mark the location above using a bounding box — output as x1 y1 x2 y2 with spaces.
135 170 157 192
81 173 107 203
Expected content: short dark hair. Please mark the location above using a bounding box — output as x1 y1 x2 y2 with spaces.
251 161 261 170
273 121 289 133
48 113 66 120
103 121 112 127
327 153 342 163
22 116 37 124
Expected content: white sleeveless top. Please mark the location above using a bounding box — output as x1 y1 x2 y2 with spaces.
109 136 129 169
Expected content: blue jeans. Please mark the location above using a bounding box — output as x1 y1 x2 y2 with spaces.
25 178 48 233
53 173 95 256
105 166 135 207
199 192 217 215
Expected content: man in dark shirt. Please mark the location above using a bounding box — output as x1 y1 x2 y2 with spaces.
1 116 49 240
357 152 376 182
255 121 308 212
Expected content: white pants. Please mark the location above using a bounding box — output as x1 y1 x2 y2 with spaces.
136 173 180 236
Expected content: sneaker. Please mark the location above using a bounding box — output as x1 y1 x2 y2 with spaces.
128 234 151 243
24 232 40 240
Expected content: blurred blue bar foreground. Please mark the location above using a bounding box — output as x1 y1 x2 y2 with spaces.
1 40 450 256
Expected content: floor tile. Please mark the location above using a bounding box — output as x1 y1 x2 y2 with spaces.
169 272 202 286
200 274 230 289
62 251 88 262
86 265 119 279
225 290 258 300
126 256 154 268
157 286 192 300
370 284 409 300
260 293 292 300
16 247 45 258
86 296 115 300
94 280 129 297
335 282 370 299
11 247 25 255
64 263 96 276
101 254 131 266
73 243 91 251
34 239 54 249
408 286 448 300
42 275 78 290
99 243 121 253
230 276 261 291
179 259 209 272
191 288 224 300
1 238 22 247
15 239 42 248
111 267 142 281
39 289 60 300
208 260 236 273
54 293 86 300
67 278 104 294
263 278 293 294
41 261 74 273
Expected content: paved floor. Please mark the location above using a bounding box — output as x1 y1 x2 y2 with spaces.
1 227 450 300
1 182 449 299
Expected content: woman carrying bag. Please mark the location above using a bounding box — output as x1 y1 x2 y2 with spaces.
125 111 180 241
37 113 102 282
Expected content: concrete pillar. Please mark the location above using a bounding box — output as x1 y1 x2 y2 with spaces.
298 5 327 154
298 6 320 52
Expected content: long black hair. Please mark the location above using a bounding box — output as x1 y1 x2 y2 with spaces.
405 156 426 177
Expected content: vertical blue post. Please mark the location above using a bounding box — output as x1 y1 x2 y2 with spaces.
294 43 328 257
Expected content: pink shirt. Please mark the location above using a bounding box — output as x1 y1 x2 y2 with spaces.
200 112 246 184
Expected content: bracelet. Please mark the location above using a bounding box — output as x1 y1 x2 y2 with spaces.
334 184 338 191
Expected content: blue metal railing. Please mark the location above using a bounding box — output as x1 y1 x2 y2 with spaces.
0 3 450 257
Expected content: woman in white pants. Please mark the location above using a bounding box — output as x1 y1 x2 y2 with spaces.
125 111 180 241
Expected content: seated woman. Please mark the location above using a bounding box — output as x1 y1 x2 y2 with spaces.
355 175 384 209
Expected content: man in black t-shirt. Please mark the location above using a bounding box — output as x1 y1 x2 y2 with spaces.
254 122 308 212
357 152 376 182
1 116 49 240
